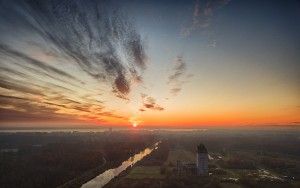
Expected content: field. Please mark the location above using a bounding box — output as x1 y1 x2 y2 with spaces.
126 166 164 179
165 149 195 165
105 129 300 188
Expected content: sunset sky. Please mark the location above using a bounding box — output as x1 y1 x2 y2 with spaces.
0 0 299 128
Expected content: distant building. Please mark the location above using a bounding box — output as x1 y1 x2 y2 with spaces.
176 144 208 176
197 144 208 175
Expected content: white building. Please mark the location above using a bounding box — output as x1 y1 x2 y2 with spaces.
197 144 208 175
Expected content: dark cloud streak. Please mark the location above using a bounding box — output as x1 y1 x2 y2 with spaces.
140 94 164 111
168 56 191 96
0 44 80 83
0 77 44 96
0 0 147 124
181 0 231 37
1 0 147 96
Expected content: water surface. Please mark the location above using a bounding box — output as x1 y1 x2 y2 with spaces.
81 142 161 188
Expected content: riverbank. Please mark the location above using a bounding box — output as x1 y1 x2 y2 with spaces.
104 141 169 188
81 141 161 188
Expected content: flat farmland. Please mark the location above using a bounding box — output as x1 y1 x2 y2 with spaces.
126 166 164 179
165 149 195 165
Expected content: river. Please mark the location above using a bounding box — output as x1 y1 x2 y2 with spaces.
81 141 161 188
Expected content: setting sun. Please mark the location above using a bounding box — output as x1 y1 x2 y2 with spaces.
132 122 138 128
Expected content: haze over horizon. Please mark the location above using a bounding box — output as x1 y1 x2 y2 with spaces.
0 0 299 128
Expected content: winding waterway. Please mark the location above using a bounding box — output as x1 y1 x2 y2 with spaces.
81 141 161 188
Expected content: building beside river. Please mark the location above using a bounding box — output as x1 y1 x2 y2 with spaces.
176 144 209 176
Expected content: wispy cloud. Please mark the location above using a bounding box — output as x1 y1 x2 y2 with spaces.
0 44 80 83
0 0 147 97
208 39 217 48
181 0 231 37
140 94 164 111
0 78 44 96
0 0 148 124
168 56 192 96
0 53 125 124
0 87 124 124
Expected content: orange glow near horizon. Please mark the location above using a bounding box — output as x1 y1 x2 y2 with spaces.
1 99 299 128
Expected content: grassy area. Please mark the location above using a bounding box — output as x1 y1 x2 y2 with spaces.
165 149 195 165
126 166 165 179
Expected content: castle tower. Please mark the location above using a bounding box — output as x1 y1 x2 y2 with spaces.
197 144 208 175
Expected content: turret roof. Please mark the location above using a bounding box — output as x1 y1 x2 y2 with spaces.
197 144 208 153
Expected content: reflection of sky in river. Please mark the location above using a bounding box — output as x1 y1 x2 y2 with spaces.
81 142 160 188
